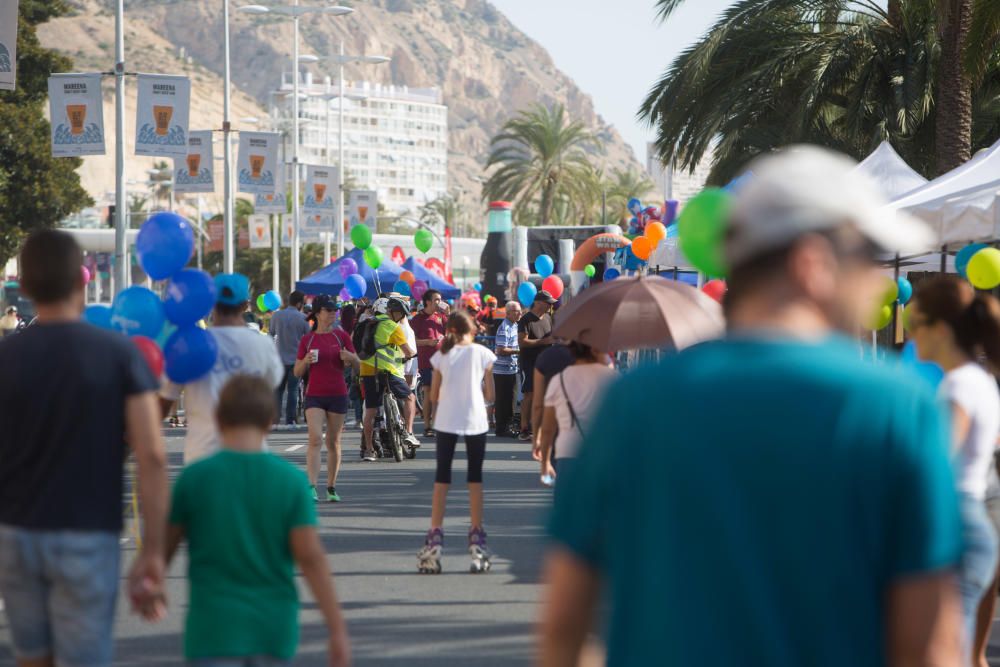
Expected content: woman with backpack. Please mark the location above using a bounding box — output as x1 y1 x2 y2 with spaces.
294 294 360 502
417 311 496 574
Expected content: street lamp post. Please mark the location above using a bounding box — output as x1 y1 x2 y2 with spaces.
222 0 234 273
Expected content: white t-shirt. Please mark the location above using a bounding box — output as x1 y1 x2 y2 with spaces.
161 326 284 464
403 318 418 376
939 362 1000 499
544 363 618 460
430 343 496 435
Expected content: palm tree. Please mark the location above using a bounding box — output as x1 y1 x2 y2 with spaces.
604 168 656 226
419 195 461 233
484 104 596 226
642 0 1000 181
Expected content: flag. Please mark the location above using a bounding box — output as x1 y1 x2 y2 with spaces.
173 130 214 193
0 0 18 91
135 74 191 157
237 131 280 194
248 214 271 249
48 73 105 157
444 227 454 284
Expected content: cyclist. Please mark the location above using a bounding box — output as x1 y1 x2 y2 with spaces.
360 297 419 461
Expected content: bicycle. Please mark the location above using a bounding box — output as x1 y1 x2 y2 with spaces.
361 372 418 462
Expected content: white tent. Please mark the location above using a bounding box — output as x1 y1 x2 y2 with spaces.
854 141 927 200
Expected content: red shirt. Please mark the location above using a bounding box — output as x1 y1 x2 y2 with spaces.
410 310 447 370
296 328 355 397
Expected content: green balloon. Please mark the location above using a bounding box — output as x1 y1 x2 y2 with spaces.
256 294 268 312
363 245 383 269
678 188 731 277
414 229 433 254
870 304 893 331
967 247 1000 290
351 224 373 250
584 264 596 278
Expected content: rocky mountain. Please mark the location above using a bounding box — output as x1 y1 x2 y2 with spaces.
39 0 641 229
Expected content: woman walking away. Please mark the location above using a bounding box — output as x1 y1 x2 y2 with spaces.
537 340 616 492
294 295 360 503
910 275 1000 660
417 311 496 574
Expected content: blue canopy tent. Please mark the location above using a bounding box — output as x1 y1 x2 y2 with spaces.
401 257 461 300
296 248 404 299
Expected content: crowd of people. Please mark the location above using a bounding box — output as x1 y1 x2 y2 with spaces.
3 145 1000 666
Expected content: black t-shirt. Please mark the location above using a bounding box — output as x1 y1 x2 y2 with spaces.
534 344 575 381
517 311 552 368
0 322 158 531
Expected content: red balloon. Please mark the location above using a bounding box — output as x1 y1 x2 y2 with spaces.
133 336 165 378
702 279 727 303
541 275 564 300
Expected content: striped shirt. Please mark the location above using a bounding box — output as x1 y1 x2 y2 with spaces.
493 318 519 375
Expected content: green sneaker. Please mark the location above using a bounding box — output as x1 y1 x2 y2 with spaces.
327 487 341 503
311 486 318 502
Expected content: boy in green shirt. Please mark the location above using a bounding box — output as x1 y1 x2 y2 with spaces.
167 375 350 666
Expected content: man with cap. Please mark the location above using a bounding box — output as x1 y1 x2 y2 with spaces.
540 147 963 666
161 274 285 464
517 289 557 442
0 305 21 337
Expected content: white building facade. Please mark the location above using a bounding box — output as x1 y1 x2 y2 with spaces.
272 72 449 215
646 142 714 208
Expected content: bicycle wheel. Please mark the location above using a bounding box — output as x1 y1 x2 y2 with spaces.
383 390 405 462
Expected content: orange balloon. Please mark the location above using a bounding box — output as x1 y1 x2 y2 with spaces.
399 270 415 286
645 221 667 244
631 236 653 261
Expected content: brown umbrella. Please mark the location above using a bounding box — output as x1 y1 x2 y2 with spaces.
552 275 725 351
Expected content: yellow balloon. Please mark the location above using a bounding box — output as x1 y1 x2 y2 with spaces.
870 304 893 331
880 276 898 306
901 304 912 332
967 247 1000 290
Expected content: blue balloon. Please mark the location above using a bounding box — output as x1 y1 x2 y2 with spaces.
136 212 195 280
535 254 554 278
603 268 621 281
896 277 913 305
392 280 412 297
83 304 114 330
956 243 989 278
264 290 281 311
473 282 483 292
163 269 216 326
627 198 643 215
900 340 944 388
111 286 165 338
345 274 367 299
164 325 219 383
518 281 538 307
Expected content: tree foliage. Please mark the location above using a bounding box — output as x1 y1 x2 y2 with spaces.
0 0 92 266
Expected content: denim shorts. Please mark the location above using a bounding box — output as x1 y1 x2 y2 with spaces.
0 524 121 666
418 367 434 387
362 374 411 409
303 394 349 414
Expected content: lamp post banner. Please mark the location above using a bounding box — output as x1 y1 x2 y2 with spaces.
237 131 280 194
304 165 338 222
349 189 378 232
254 161 287 213
249 214 271 249
0 0 17 91
172 130 214 193
48 73 106 157
135 73 191 157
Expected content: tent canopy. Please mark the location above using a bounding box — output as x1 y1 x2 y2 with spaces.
296 248 404 299
401 257 461 299
891 137 1000 212
854 142 927 200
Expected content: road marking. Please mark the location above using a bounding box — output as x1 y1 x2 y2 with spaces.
285 444 305 452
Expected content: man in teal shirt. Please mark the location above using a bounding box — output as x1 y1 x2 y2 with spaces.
540 147 964 666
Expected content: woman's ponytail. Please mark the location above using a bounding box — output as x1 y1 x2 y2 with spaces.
913 275 1000 375
440 310 474 355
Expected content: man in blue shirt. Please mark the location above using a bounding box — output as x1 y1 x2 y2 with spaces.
540 147 964 666
269 290 310 426
493 300 521 437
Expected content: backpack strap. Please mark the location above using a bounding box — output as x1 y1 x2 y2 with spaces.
558 370 585 440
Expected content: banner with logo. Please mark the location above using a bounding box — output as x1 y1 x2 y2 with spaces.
48 73 105 157
207 218 224 253
348 190 377 232
0 0 17 91
173 130 214 193
248 214 271 249
303 212 334 232
237 131 279 194
280 218 293 248
303 165 337 221
254 163 286 214
135 74 190 157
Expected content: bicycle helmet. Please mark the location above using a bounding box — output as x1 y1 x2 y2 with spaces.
386 297 410 316
372 297 390 315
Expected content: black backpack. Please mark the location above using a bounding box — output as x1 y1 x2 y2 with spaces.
353 318 381 359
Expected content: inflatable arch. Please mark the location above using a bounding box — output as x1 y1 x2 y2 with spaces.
569 233 630 295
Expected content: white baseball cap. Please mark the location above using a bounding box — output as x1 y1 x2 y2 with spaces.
724 145 935 269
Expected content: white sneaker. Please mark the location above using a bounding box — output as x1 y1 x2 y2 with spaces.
404 433 421 448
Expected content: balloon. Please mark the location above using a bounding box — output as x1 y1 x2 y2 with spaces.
967 248 1000 290
473 282 483 292
111 286 165 338
956 243 989 278
627 198 643 215
400 270 416 286
256 294 267 312
901 304 913 332
350 225 373 250
135 212 195 280
392 280 412 297
870 304 893 330
518 281 538 306
339 288 351 302
678 188 731 277
164 325 219 383
702 279 727 303
81 266 91 284
603 268 620 281
83 304 114 329
414 229 434 254
338 257 359 280
411 280 429 302
631 236 653 261
584 264 596 278
363 245 383 269
264 290 281 311
880 276 899 306
535 254 554 278
896 277 913 305
163 269 216 327
900 340 944 388
541 275 564 299
132 336 164 378
345 274 367 299
645 222 667 245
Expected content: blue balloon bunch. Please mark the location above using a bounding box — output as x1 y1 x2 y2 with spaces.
518 281 538 306
534 255 554 278
346 274 367 299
